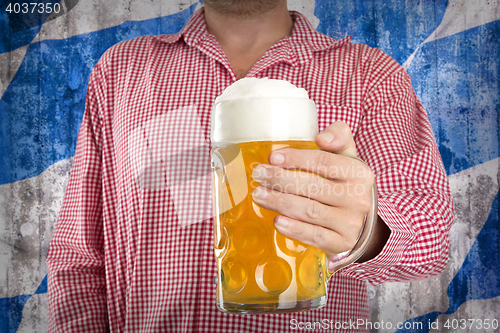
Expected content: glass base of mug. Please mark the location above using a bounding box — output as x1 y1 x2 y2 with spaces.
217 295 327 315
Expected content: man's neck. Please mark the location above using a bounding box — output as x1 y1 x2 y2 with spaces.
204 2 293 79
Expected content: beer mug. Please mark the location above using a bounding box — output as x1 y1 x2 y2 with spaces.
211 78 377 314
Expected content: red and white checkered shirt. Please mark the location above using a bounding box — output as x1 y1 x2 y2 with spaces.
47 8 454 333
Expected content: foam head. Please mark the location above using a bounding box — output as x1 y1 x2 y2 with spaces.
211 78 318 143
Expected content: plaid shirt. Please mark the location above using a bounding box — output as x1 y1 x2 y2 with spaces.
47 8 453 333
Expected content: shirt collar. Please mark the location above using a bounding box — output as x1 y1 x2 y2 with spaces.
153 8 207 46
154 7 351 66
287 11 351 62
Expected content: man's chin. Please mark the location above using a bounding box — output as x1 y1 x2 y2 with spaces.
203 0 281 17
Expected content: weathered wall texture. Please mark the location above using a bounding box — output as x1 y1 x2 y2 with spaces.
0 0 499 332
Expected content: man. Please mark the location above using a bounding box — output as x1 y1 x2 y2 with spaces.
47 0 453 332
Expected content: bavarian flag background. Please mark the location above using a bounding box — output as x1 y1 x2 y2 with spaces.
0 0 499 332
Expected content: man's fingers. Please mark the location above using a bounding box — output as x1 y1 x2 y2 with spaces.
266 149 374 186
252 164 372 208
255 121 373 256
273 216 344 254
252 187 364 254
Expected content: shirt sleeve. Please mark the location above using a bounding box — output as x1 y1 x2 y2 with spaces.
340 53 454 285
46 59 109 332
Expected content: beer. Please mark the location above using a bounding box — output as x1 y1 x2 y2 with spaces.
211 78 378 313
211 77 327 314
212 140 328 312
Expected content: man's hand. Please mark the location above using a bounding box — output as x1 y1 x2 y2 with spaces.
251 121 376 257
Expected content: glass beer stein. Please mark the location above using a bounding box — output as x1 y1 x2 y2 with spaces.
210 78 377 314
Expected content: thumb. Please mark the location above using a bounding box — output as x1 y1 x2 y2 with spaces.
315 121 357 157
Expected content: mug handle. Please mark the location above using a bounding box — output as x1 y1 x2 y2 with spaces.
325 158 378 279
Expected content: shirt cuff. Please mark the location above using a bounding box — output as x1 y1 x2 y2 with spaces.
339 197 416 285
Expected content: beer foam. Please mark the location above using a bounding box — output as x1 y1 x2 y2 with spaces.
211 78 318 143
214 77 310 103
